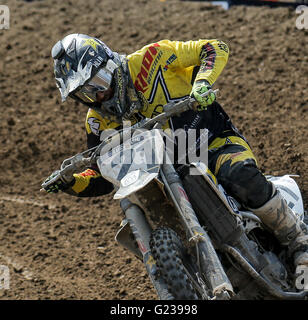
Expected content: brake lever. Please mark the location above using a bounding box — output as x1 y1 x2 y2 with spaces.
40 154 94 192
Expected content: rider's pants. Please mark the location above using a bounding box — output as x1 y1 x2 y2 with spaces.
207 136 272 209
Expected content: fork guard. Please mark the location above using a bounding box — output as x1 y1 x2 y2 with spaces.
117 198 174 300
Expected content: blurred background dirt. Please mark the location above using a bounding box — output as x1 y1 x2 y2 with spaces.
0 0 307 299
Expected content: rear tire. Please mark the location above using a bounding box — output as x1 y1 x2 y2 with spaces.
149 227 199 300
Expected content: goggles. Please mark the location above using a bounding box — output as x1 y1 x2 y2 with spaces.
72 59 118 103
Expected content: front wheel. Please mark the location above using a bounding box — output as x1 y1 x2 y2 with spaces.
149 227 199 300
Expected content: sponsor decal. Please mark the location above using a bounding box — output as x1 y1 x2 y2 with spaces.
134 43 160 93
82 38 100 51
163 53 177 71
87 117 101 136
92 55 104 68
217 40 229 54
200 43 216 72
147 51 163 85
144 252 157 275
136 239 148 254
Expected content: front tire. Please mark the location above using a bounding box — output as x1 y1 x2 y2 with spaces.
149 227 199 300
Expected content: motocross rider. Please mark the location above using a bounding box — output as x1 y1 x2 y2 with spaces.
44 33 308 269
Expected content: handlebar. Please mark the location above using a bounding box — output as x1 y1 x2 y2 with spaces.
41 89 218 191
138 88 218 130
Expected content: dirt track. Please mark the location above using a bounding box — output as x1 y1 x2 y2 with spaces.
0 0 307 299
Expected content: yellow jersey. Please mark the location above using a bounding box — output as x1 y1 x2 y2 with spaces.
68 39 245 197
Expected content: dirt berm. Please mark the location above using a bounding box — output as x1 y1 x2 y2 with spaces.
0 0 307 299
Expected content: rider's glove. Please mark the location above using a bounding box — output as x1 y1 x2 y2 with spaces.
43 171 74 194
190 79 216 111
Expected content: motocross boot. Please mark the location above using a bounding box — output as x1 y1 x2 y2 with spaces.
250 185 308 267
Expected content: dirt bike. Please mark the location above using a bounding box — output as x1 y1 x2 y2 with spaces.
41 91 308 300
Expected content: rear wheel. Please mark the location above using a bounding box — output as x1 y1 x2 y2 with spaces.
149 227 199 300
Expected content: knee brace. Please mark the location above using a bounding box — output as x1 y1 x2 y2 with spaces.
217 159 273 209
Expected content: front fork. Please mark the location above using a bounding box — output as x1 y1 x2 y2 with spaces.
116 164 234 299
160 163 234 299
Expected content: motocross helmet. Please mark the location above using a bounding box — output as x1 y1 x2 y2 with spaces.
52 33 128 119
